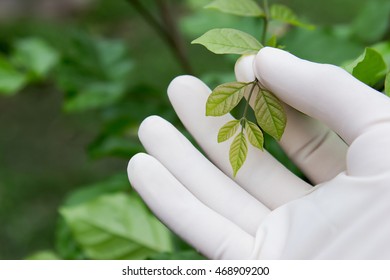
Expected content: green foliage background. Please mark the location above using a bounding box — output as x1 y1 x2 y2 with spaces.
0 0 389 259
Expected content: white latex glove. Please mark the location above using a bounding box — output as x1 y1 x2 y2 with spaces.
127 47 390 259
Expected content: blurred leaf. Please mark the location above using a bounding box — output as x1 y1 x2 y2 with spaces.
63 174 130 207
270 4 314 29
229 132 248 176
206 81 249 116
60 192 173 259
385 72 390 96
25 250 60 260
372 41 390 69
281 27 362 65
181 7 260 38
88 134 142 159
192 28 262 55
64 83 125 112
56 33 133 112
56 174 130 259
56 218 87 260
352 0 390 43
344 48 387 87
205 0 264 17
217 119 240 143
254 89 286 141
12 38 59 80
244 120 264 150
266 35 278 48
0 56 27 95
87 85 172 159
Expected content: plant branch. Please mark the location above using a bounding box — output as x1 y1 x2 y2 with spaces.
242 81 258 120
261 0 270 45
125 0 194 75
156 0 194 75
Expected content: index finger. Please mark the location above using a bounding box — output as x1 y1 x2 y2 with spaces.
254 47 390 145
254 47 390 176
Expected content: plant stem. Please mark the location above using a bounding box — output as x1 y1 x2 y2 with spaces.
125 0 194 75
156 0 194 75
261 0 270 45
242 81 258 121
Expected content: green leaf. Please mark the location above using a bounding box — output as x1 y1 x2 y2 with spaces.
229 132 248 176
372 41 390 69
63 83 125 112
254 89 286 141
244 120 264 150
56 33 133 112
217 119 240 142
0 56 27 95
25 250 60 260
12 38 59 79
60 192 173 260
205 0 264 17
270 4 314 30
266 35 278 48
344 48 387 87
385 72 390 97
352 0 390 43
192 28 263 55
56 174 130 260
206 81 249 116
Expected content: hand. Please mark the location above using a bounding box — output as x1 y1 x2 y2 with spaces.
127 47 390 259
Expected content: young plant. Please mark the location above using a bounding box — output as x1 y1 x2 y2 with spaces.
192 0 312 176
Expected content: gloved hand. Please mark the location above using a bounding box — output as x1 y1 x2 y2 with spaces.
127 47 390 259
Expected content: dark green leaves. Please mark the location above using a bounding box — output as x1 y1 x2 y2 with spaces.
57 34 133 112
192 28 263 55
254 89 286 141
229 132 248 177
206 81 250 116
205 0 264 17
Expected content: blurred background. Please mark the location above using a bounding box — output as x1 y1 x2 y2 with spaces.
0 0 389 259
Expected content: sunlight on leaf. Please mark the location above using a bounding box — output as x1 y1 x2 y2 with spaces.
192 28 263 55
217 119 240 142
229 132 248 176
206 81 250 116
245 120 264 150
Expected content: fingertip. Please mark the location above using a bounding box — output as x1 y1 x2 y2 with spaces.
234 54 256 82
138 115 166 143
168 75 210 100
127 152 152 185
254 47 300 88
